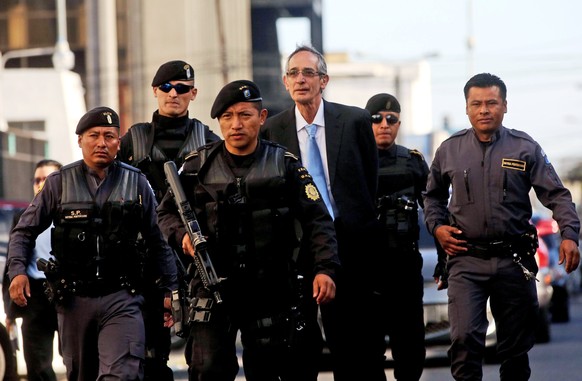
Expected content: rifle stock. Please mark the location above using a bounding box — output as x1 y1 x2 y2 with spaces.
163 161 223 304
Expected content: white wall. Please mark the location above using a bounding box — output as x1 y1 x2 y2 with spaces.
324 58 434 153
0 68 86 164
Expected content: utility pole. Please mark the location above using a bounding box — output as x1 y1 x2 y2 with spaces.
52 0 75 71
86 0 119 111
466 0 475 78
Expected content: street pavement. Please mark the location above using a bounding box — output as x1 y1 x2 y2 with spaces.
51 291 582 380
169 293 582 380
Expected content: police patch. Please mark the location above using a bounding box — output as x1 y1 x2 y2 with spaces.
305 183 321 201
541 149 551 164
501 158 526 171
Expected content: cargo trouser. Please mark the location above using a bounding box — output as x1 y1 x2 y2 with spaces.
447 254 538 381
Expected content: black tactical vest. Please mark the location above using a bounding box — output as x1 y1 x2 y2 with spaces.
128 119 207 201
191 143 299 304
377 145 420 248
51 162 144 284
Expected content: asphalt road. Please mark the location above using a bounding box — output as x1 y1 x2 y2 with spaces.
168 292 582 380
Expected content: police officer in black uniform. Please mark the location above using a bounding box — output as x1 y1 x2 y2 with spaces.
7 107 178 381
118 60 220 380
157 80 340 381
365 93 428 381
118 59 220 201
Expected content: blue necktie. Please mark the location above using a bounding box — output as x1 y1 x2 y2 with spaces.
306 124 335 220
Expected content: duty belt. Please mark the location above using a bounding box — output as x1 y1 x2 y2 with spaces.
73 278 129 297
464 239 517 259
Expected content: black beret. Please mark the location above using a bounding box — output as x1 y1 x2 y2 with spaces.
365 93 401 114
210 80 262 119
151 60 195 87
75 106 120 134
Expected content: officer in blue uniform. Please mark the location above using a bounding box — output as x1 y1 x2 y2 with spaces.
3 159 62 381
424 73 580 381
7 106 178 381
157 80 340 381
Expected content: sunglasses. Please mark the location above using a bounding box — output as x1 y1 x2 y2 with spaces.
158 83 194 94
371 114 399 125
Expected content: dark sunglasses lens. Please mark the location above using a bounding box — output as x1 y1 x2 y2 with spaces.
159 83 192 94
174 84 192 94
371 114 399 124
386 115 399 124
159 83 173 93
371 114 383 124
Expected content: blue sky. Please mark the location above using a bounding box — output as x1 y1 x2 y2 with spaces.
280 0 582 172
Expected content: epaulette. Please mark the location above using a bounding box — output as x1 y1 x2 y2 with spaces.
410 149 425 161
184 151 199 162
285 151 299 161
449 128 470 138
117 160 141 174
507 128 535 143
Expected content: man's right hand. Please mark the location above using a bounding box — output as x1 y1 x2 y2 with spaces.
313 274 336 305
181 233 195 257
434 225 468 256
9 274 31 307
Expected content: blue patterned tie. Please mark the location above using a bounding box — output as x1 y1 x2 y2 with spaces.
306 124 335 220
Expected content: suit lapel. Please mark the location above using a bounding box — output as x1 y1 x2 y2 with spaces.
278 108 300 155
323 100 342 187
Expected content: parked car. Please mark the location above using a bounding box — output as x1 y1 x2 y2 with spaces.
533 216 581 323
420 213 553 361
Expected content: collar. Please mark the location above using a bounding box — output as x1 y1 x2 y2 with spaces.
294 101 325 133
378 143 398 158
152 111 190 134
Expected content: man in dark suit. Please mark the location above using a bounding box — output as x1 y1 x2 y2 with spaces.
261 45 383 381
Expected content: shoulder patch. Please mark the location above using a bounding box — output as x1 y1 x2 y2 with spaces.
305 183 321 201
540 149 551 164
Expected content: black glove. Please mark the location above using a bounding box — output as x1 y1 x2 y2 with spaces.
433 238 449 290
432 261 449 290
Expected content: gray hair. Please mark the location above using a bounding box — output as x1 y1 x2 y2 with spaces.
284 44 327 75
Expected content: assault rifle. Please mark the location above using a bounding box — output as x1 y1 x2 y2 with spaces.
163 161 223 305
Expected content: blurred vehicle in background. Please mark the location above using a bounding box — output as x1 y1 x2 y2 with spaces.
533 216 581 323
533 233 553 343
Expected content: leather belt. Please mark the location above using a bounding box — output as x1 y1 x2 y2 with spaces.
464 240 515 259
73 279 126 297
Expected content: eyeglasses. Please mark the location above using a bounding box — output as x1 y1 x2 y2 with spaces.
286 69 322 78
158 83 194 94
33 177 46 185
371 114 399 125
